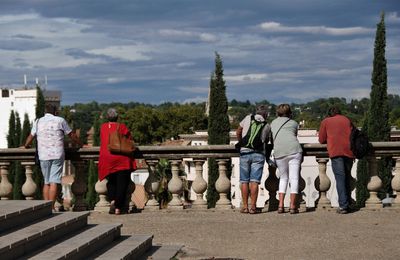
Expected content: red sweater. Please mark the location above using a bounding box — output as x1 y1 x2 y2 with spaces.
318 114 354 159
98 122 137 181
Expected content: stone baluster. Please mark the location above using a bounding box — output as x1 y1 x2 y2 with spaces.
191 159 207 209
265 166 279 211
94 178 110 212
125 181 136 213
391 157 400 208
0 162 12 200
314 158 331 209
297 170 306 211
21 162 37 200
215 159 231 209
71 160 89 211
167 160 183 209
365 156 383 209
144 159 160 210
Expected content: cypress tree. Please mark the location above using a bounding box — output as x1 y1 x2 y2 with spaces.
7 110 16 148
12 112 24 199
365 12 392 201
207 52 231 208
7 111 16 194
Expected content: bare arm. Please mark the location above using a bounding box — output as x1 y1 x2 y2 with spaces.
68 131 83 147
20 134 35 149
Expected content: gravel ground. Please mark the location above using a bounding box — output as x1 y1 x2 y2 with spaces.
89 208 400 260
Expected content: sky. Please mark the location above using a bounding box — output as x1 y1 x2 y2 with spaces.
0 0 399 105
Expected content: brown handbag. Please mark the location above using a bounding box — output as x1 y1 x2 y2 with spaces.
107 123 136 156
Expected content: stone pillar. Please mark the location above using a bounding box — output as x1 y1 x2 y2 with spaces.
144 159 160 210
0 162 12 200
71 160 89 211
215 159 231 209
391 157 400 208
125 181 136 213
21 162 37 200
297 170 306 211
365 156 383 209
167 160 183 209
265 166 279 211
94 178 110 212
93 160 110 212
314 158 331 209
191 159 207 209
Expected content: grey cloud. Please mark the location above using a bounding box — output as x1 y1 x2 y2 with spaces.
0 39 52 51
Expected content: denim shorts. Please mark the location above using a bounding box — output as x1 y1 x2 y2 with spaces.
40 158 64 184
240 152 265 183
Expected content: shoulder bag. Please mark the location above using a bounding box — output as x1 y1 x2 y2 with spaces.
267 118 291 168
107 123 136 156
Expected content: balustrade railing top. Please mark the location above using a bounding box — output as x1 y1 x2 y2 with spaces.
2 142 400 161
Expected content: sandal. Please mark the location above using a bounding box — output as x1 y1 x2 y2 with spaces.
277 207 284 214
289 208 299 214
240 208 249 214
249 207 259 214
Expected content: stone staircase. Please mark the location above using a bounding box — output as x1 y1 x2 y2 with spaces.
0 200 181 259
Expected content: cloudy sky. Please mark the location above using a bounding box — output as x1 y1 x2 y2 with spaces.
0 0 399 105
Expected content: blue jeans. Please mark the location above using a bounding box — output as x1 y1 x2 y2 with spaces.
331 157 353 209
240 152 265 183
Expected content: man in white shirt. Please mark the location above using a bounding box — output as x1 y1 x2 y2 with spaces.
22 104 82 210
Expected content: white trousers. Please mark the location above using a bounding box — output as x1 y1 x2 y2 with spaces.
275 152 302 194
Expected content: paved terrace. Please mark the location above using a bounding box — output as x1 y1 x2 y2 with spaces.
89 208 400 260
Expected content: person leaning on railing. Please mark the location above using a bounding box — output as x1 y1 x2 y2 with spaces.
21 104 82 211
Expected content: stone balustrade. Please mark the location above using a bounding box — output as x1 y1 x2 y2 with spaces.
1 142 400 211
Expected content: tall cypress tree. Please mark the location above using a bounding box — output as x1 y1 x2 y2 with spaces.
7 110 16 148
207 52 230 208
13 112 24 199
365 12 391 200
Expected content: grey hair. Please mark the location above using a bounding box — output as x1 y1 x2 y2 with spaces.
106 108 118 122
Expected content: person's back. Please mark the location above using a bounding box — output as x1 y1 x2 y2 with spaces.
319 114 354 159
318 106 354 214
36 113 71 160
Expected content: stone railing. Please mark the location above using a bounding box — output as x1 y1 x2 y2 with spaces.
1 142 400 211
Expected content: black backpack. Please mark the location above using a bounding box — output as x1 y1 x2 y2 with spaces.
350 125 370 159
239 115 266 152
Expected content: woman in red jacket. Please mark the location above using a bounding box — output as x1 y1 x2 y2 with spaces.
98 108 137 214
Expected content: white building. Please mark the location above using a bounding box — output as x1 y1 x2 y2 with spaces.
0 87 61 148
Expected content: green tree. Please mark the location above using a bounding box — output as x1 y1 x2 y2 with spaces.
12 112 24 199
207 52 231 208
364 12 391 201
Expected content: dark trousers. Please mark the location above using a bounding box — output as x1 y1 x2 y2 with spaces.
106 170 132 209
331 157 353 209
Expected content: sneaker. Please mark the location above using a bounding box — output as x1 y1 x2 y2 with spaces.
336 207 348 214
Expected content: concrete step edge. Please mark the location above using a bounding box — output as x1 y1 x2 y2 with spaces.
29 223 122 260
140 244 183 260
94 234 153 260
0 201 52 233
0 212 90 260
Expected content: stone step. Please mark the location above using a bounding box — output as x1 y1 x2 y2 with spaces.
139 244 183 260
0 200 52 233
29 223 122 260
93 234 153 260
0 211 89 260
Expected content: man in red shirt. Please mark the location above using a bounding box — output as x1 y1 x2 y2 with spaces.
319 106 355 214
